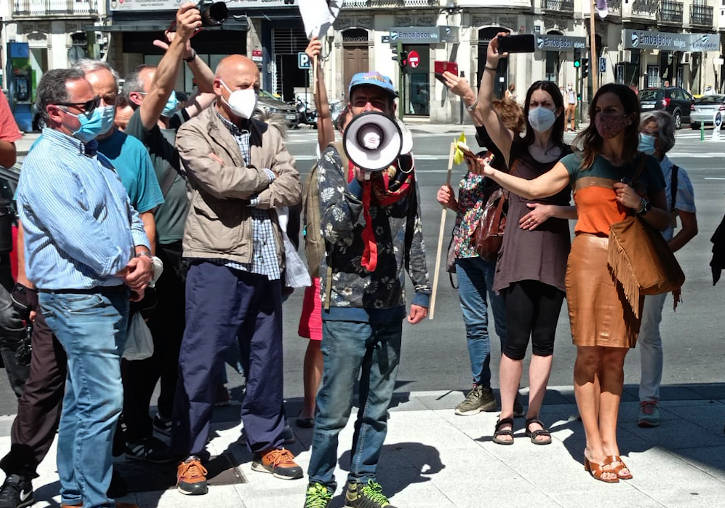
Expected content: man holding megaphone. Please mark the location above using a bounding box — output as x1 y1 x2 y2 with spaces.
304 72 430 508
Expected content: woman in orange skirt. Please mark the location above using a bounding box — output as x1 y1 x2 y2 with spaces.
479 84 670 482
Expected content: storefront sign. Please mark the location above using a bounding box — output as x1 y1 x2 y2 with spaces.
623 30 719 52
535 34 585 51
389 27 439 44
690 33 719 52
110 0 293 12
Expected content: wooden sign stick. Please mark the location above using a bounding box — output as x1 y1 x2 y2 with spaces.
429 141 456 320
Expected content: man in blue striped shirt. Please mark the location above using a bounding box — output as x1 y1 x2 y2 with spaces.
15 68 152 508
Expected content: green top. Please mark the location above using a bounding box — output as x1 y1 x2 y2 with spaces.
560 152 665 195
125 109 189 245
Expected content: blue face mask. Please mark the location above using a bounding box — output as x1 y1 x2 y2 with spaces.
638 133 657 155
162 91 179 117
64 105 116 143
528 106 557 132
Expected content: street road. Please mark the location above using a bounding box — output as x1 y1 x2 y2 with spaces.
0 125 723 415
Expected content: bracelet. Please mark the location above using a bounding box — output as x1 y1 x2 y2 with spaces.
484 65 498 72
636 198 652 216
183 50 197 63
466 99 479 112
136 249 152 259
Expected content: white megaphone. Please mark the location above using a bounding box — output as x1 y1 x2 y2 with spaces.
343 111 403 172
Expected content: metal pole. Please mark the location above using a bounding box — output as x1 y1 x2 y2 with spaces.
589 0 598 93
397 41 404 120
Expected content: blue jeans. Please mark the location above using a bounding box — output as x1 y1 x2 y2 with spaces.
39 289 129 508
307 319 402 489
455 257 507 387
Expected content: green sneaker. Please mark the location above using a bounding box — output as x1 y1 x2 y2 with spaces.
345 480 397 508
455 385 497 415
304 482 333 508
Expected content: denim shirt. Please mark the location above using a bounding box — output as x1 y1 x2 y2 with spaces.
16 128 150 290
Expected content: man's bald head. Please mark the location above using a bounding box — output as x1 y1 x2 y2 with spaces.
215 55 259 90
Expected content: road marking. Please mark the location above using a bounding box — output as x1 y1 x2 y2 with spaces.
704 177 725 180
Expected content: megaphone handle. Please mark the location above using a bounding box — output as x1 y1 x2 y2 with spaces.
429 141 457 320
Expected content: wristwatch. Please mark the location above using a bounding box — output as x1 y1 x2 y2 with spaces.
135 249 152 259
636 198 652 216
183 50 197 63
466 99 479 112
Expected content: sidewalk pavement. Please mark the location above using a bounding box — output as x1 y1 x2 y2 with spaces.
1 383 723 507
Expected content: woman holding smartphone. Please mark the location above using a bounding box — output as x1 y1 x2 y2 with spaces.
444 33 575 447
479 82 669 481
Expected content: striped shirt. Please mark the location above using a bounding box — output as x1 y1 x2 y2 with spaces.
16 128 150 290
215 113 280 280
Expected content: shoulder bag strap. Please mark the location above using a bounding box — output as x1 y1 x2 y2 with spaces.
670 164 679 213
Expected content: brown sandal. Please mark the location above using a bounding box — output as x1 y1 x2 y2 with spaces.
606 455 633 480
584 456 619 483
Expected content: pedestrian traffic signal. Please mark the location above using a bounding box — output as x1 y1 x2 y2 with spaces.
399 50 409 69
581 58 589 79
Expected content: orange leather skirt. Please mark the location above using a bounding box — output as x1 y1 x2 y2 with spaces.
565 234 642 348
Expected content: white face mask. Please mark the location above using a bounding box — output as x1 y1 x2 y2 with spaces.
528 106 557 132
220 80 257 119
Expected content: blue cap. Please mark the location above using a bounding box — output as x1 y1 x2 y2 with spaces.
348 72 397 98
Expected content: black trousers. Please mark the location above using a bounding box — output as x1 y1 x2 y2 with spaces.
122 241 186 441
0 289 66 478
502 280 565 361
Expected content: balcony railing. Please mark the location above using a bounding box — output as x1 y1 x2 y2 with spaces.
607 0 622 16
13 0 96 16
690 3 714 26
630 0 659 17
659 0 683 23
543 0 574 11
341 0 438 7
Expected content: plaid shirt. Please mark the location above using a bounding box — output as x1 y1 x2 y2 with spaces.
215 113 280 280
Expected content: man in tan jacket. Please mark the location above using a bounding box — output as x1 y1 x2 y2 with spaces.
173 54 302 496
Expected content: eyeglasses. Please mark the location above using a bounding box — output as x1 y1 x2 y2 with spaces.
56 96 101 116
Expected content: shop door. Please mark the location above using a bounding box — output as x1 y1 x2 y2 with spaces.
403 45 429 116
272 27 308 101
343 46 369 93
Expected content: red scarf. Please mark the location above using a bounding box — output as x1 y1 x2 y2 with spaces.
347 157 414 271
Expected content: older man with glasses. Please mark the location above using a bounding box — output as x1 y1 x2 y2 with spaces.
14 68 153 508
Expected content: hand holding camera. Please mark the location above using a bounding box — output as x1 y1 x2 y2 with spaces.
175 3 203 41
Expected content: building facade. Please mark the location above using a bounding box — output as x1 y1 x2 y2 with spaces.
1 0 722 124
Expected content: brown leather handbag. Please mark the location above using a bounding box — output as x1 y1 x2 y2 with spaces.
472 187 508 262
607 156 685 317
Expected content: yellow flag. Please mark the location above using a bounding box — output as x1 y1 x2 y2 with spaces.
453 132 467 165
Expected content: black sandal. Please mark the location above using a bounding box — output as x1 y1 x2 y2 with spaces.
525 417 552 445
493 417 515 445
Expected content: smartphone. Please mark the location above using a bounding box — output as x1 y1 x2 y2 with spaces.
434 61 459 76
497 34 536 54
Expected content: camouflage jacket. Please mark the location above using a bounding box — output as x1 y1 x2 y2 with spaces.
317 145 431 322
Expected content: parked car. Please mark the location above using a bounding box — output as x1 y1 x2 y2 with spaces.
256 90 298 129
690 94 725 129
639 86 694 129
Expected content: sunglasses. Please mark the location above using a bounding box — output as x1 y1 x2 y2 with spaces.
56 96 101 116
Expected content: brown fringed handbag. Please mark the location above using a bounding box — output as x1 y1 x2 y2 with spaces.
607 156 685 318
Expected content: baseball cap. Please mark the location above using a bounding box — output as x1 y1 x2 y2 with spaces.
348 72 397 99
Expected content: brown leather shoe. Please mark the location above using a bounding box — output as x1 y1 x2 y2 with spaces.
251 448 303 480
176 456 208 495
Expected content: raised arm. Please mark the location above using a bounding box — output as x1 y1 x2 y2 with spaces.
140 3 201 130
306 38 335 150
483 159 571 200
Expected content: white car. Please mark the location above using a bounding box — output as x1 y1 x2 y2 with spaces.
690 94 725 129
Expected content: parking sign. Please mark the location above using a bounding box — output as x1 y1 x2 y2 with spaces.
298 52 311 70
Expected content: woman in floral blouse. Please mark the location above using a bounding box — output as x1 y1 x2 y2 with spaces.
436 99 524 417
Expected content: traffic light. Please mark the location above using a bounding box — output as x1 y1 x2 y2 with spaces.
399 50 409 69
581 58 589 79
574 59 581 68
